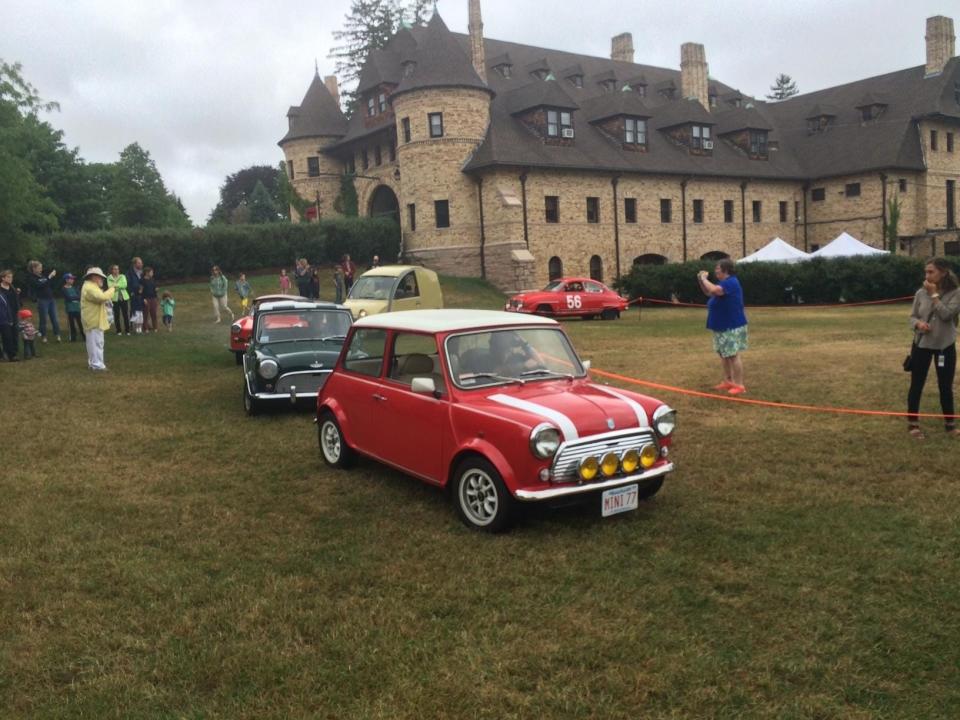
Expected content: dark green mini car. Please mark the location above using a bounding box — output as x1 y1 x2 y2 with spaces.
242 301 353 415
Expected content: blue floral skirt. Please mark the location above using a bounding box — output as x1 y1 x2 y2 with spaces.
712 325 749 358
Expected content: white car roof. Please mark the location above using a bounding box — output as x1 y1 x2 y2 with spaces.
258 301 345 312
353 309 558 333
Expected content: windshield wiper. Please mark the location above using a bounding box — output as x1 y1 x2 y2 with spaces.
320 335 347 342
520 368 573 380
459 371 523 385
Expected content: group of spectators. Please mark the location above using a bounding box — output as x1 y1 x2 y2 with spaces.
697 256 960 438
0 257 176 371
289 254 380 304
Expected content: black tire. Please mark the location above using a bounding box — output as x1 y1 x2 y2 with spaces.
535 304 554 317
243 383 261 416
636 476 664 500
601 308 619 321
452 456 515 533
318 410 355 468
235 351 243 365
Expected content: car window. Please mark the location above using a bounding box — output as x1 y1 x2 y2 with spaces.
256 310 351 343
394 271 420 300
446 327 584 388
585 281 604 293
349 276 395 300
388 332 445 392
543 281 563 292
343 329 387 377
566 282 584 292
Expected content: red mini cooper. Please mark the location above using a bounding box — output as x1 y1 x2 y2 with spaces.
316 309 675 532
505 277 629 320
230 294 308 363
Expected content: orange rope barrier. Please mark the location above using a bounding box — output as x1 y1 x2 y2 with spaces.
590 367 960 420
628 295 915 309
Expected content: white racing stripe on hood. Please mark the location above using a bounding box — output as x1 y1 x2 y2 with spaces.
589 384 649 428
487 394 579 440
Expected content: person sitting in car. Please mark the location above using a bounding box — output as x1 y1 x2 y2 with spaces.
490 331 544 376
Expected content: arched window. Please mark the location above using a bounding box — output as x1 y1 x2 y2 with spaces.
633 254 667 266
700 251 730 261
548 256 563 280
589 255 603 282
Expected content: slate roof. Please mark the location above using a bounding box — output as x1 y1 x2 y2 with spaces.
279 72 348 145
393 14 490 97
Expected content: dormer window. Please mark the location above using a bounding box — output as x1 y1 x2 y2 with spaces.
378 92 387 114
600 79 617 93
807 116 833 133
633 83 647 97
546 109 573 138
659 87 675 100
495 64 512 78
749 130 768 155
531 69 549 81
624 117 647 146
709 93 718 108
728 97 743 109
859 103 886 123
691 125 711 150
402 61 416 77
367 96 376 117
568 74 583 88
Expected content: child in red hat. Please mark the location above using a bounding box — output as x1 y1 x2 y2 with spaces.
17 309 38 359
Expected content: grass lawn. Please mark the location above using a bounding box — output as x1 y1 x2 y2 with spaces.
2 272 959 719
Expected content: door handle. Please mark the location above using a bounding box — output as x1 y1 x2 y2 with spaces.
372 393 387 402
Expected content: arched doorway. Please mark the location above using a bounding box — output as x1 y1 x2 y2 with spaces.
633 254 667 266
368 185 399 222
701 251 730 261
589 255 603 282
548 256 563 280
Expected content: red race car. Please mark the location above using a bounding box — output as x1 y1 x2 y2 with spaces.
505 277 629 320
230 294 308 363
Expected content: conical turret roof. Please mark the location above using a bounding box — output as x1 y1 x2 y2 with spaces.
393 13 491 98
279 71 348 145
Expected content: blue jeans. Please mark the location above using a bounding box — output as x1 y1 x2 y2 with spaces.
37 298 61 338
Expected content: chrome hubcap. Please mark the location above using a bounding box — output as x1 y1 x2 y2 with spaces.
321 421 341 462
459 469 498 526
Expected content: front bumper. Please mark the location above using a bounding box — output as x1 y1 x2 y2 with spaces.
513 462 673 501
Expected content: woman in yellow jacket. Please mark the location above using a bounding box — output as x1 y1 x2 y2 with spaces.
81 267 116 371
107 264 130 335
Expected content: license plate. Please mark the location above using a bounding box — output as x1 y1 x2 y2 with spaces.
601 484 639 517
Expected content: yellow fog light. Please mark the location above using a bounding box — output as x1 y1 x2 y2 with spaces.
640 444 658 469
600 452 620 477
621 448 640 474
579 456 599 481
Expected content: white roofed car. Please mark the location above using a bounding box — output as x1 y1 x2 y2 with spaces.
316 309 677 532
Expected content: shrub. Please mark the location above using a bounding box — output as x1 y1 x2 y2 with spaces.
8 218 400 282
618 255 960 305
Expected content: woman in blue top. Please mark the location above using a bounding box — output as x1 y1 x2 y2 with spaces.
697 258 748 395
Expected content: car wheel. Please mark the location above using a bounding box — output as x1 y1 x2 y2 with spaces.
535 304 554 317
318 411 355 468
637 476 664 500
235 351 244 365
453 456 514 532
601 308 619 320
243 384 260 416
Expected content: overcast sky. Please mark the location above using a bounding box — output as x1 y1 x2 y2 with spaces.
3 0 954 224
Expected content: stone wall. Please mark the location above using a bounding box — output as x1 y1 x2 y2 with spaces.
282 136 343 221
804 172 887 250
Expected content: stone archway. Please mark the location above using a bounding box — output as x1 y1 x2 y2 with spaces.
368 184 399 223
633 253 668 266
700 251 730 261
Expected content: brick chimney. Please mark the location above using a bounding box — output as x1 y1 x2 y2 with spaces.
925 16 955 77
468 0 487 82
324 75 340 105
680 42 709 109
611 33 634 63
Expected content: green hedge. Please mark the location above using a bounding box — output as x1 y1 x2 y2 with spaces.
618 255 960 305
2 218 400 284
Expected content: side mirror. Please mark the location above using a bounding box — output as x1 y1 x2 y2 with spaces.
411 377 437 395
582 359 592 371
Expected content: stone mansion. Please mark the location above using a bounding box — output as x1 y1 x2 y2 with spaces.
280 4 960 290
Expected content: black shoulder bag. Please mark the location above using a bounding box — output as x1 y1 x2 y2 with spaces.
903 307 935 372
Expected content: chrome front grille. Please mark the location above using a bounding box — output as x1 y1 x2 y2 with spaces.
551 428 657 483
275 371 330 395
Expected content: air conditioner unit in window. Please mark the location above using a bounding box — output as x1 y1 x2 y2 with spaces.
702 140 714 150
561 128 575 139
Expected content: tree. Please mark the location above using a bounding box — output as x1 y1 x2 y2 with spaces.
208 164 285 224
109 142 190 228
328 0 436 113
333 172 359 216
248 180 280 224
276 161 313 222
766 74 799 101
886 196 901 253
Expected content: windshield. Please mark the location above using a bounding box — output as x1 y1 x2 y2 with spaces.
349 275 395 300
256 310 351 343
542 281 563 292
445 327 585 389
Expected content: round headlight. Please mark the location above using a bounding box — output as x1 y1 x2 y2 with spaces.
358 309 368 318
600 452 620 477
230 323 241 334
653 406 677 437
258 358 279 379
529 424 561 459
620 448 640 474
579 456 599 481
640 443 658 469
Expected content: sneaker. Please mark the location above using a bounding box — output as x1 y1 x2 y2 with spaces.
713 381 733 390
727 385 747 396
56 335 62 342
42 336 48 343
126 332 131 336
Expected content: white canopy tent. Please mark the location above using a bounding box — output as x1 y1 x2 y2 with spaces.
811 232 889 258
739 237 811 264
